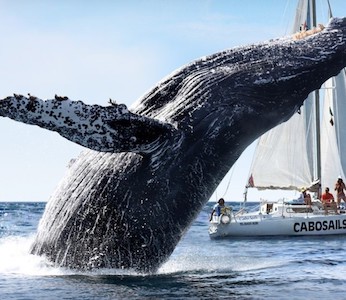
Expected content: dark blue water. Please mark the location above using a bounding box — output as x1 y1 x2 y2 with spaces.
1 202 346 299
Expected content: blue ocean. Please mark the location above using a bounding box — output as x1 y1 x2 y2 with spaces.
1 201 346 299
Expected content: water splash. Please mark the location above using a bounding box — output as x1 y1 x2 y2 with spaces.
158 243 286 276
0 233 284 279
0 235 65 276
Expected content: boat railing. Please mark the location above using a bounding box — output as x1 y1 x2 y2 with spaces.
285 204 313 215
283 201 325 216
235 203 260 216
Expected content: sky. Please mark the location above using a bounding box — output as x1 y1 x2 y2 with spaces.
1 0 346 202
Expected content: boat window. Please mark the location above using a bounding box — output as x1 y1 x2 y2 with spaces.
266 204 273 214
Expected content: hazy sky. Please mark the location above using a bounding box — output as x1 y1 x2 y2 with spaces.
1 0 346 202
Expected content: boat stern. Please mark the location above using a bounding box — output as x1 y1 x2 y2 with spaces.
208 214 232 238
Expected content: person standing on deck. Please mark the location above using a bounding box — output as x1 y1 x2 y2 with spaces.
334 177 346 208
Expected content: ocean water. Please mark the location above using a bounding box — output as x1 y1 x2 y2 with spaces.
1 202 346 299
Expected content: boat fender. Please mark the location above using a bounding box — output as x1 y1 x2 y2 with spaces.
220 214 231 224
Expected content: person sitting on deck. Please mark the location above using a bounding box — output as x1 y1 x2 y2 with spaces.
302 188 312 206
210 198 226 221
321 187 338 214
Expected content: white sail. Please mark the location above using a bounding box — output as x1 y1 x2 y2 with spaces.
248 0 346 193
249 102 313 190
321 70 346 191
248 0 315 191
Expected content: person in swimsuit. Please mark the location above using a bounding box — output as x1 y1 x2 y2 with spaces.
334 177 346 207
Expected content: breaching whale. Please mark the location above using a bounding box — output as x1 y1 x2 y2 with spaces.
1 18 346 273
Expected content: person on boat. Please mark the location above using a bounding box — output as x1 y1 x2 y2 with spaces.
301 188 312 206
321 187 337 214
334 177 346 207
210 198 226 221
290 188 305 203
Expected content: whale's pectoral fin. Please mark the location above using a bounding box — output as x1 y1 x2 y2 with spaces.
0 95 174 154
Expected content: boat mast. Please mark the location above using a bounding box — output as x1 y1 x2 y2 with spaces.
311 0 322 188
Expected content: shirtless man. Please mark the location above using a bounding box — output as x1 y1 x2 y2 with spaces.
334 177 346 207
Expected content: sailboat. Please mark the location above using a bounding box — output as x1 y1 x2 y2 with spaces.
209 0 346 238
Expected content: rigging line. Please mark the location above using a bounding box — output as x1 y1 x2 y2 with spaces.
327 0 333 18
281 0 292 36
222 166 236 199
317 0 327 23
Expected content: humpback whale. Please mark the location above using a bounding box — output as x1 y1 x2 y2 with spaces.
1 18 346 273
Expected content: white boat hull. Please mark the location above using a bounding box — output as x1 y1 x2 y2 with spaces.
210 215 346 238
209 203 346 238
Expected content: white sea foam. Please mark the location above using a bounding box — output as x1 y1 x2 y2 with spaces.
158 245 285 275
0 235 58 276
0 235 145 277
0 234 284 277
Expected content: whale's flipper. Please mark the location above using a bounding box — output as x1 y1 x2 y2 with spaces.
0 95 174 154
